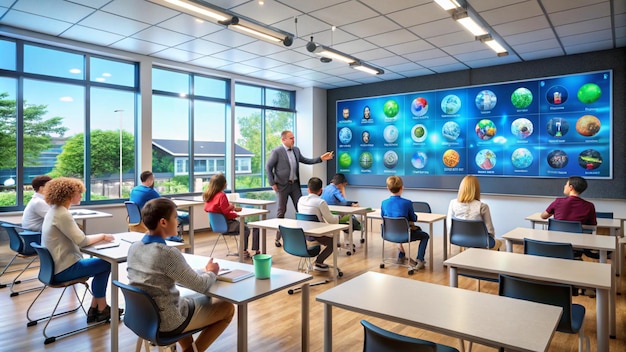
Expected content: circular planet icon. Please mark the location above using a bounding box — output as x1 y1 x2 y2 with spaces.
441 94 461 115
338 127 352 144
359 152 374 169
411 97 428 116
547 150 568 169
383 150 399 169
577 83 602 104
511 148 533 169
578 149 602 170
475 90 497 111
546 85 568 105
338 152 352 169
511 118 533 139
383 100 399 118
442 149 460 168
576 115 601 137
475 149 496 170
411 124 428 143
511 87 533 109
546 118 569 137
411 152 428 169
383 125 399 143
475 119 496 141
442 121 461 141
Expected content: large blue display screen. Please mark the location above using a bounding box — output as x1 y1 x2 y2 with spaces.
335 70 612 179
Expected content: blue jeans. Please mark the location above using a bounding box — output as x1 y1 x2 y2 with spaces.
410 229 430 261
54 258 111 298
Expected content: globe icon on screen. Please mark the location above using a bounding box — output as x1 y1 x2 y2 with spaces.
411 97 428 116
511 148 533 169
359 152 374 169
383 125 399 143
338 127 352 144
441 94 461 114
475 90 497 111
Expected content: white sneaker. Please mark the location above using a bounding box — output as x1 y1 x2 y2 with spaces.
415 259 425 270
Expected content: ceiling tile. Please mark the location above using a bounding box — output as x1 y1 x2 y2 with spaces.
513 38 562 54
365 29 418 47
555 17 611 37
157 14 224 37
217 63 260 75
464 54 520 68
560 29 613 46
274 0 349 14
0 10 72 36
78 11 151 36
396 68 434 77
133 26 195 47
61 25 125 46
240 57 287 69
403 48 449 62
409 19 463 39
454 49 497 62
503 28 555 45
429 62 469 73
359 0 429 14
548 2 610 26
427 30 477 48
188 56 232 68
385 62 424 72
238 40 286 56
386 40 435 56
231 0 301 25
309 0 378 27
469 0 529 12
13 0 94 23
247 69 292 81
308 28 358 46
174 38 230 56
541 0 605 13
369 55 410 67
266 49 311 64
418 56 461 69
206 0 249 10
202 29 256 47
272 15 328 39
492 16 550 37
520 47 572 61
110 37 167 55
211 48 258 62
564 39 614 54
102 0 177 24
441 41 485 55
332 39 378 55
479 1 544 26
341 16 400 38
386 2 448 28
65 0 111 8
353 47 394 61
151 47 204 62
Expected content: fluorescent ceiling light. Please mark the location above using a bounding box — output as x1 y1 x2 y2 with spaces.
434 0 461 11
350 62 384 75
453 11 488 36
231 24 281 42
477 34 508 55
306 42 357 64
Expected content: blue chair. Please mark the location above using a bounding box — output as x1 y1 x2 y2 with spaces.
412 201 432 214
113 280 205 352
176 210 190 236
449 218 499 291
27 243 106 344
278 225 330 294
295 212 320 222
0 223 41 296
498 274 590 352
361 320 459 352
124 201 147 233
208 212 238 257
524 238 575 260
380 217 420 275
548 218 583 233
596 212 614 219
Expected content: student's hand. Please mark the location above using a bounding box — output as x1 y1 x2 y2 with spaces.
205 258 219 274
103 234 115 242
272 184 278 192
234 207 243 212
351 202 359 207
321 151 334 161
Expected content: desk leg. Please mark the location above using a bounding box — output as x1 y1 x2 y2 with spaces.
239 220 245 263
332 233 338 285
301 283 310 352
449 267 458 287
110 262 119 352
261 209 267 255
188 207 195 254
603 248 617 339
443 218 448 261
237 303 248 352
505 239 513 252
348 215 354 254
362 213 368 256
597 288 609 351
323 304 332 352
428 222 434 271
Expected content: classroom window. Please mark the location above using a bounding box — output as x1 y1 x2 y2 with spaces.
0 39 16 70
0 77 17 206
24 44 85 80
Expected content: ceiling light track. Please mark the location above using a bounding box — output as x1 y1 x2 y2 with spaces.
307 38 384 75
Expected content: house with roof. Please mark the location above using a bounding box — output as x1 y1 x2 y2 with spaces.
152 139 253 177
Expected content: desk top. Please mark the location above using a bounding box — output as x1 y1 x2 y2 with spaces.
367 209 446 223
171 198 205 207
525 212 621 229
181 195 276 207
81 232 188 262
69 208 113 220
236 207 269 217
328 205 374 215
502 227 616 251
183 253 311 304
247 218 348 236
444 248 611 290
316 271 561 352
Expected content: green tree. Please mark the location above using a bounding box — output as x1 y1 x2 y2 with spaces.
51 129 134 177
153 148 174 173
0 92 68 168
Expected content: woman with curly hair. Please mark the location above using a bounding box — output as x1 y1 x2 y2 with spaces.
42 177 120 323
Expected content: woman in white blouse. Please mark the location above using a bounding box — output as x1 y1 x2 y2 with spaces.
447 175 500 250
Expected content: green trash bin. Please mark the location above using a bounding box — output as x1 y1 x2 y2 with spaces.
252 254 272 279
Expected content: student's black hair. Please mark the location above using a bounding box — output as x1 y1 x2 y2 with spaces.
330 173 347 185
568 176 588 194
142 198 177 230
308 177 323 193
140 171 154 182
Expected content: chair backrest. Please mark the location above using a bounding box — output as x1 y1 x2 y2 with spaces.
112 280 162 344
295 213 320 222
361 320 438 352
449 218 490 248
524 238 574 260
30 242 56 285
279 225 319 258
596 212 613 219
548 218 583 233
2 223 40 255
124 201 142 225
381 217 411 244
208 212 229 234
412 201 432 213
2 223 24 253
498 274 576 333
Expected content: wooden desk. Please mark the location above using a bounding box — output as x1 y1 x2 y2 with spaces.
366 210 447 271
327 205 374 256
444 249 612 352
247 218 348 284
171 199 205 253
81 232 186 352
316 271 562 352
234 207 269 262
183 253 312 352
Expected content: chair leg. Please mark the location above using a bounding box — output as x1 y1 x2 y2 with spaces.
10 256 42 296
0 254 21 288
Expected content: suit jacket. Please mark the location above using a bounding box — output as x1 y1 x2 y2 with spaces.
266 146 321 191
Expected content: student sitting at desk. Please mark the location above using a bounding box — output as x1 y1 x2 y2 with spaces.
381 176 429 270
540 176 597 225
203 173 260 258
127 198 234 352
298 177 340 272
321 173 362 248
447 175 501 250
41 177 119 324
22 175 52 232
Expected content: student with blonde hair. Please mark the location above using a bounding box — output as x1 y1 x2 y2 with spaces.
447 175 500 250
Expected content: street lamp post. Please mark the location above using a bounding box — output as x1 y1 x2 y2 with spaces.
115 109 124 198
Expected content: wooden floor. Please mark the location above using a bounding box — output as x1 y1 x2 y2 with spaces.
1 224 625 352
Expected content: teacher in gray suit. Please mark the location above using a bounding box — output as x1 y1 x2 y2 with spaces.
266 130 334 247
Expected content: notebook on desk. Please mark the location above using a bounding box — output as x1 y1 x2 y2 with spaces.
216 269 254 283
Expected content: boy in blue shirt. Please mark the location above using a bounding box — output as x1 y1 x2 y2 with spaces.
321 173 362 247
380 176 429 270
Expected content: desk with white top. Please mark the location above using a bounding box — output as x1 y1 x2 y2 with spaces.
366 209 447 270
525 212 622 236
171 198 205 253
316 271 562 352
327 205 374 256
234 207 269 262
444 248 612 352
81 232 186 352
183 253 312 352
247 218 348 284
0 209 112 233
